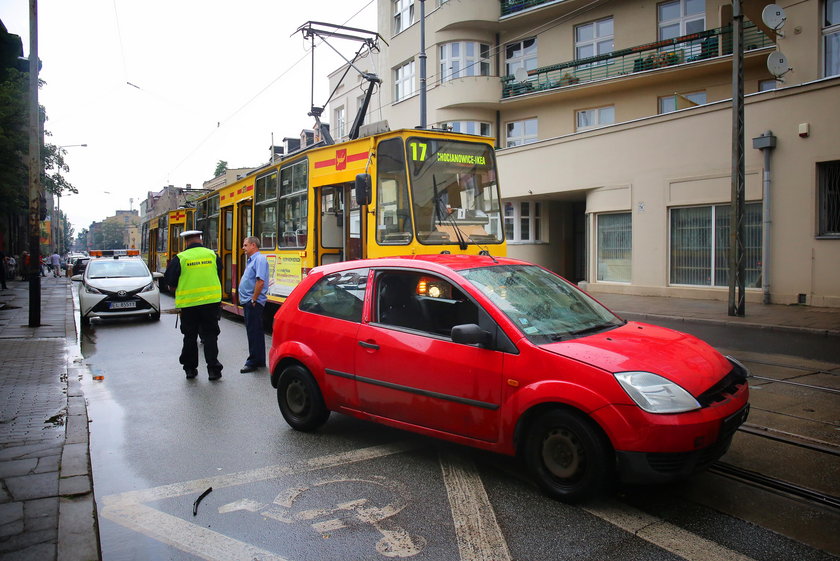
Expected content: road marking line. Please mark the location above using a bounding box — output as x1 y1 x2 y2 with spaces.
101 442 418 561
583 500 758 561
439 448 513 561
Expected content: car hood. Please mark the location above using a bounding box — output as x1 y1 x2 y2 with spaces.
86 277 152 292
540 322 732 395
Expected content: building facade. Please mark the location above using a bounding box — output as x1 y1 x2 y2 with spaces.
329 0 840 307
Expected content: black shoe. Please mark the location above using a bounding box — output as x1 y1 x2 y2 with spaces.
208 369 222 381
185 368 198 379
240 365 257 373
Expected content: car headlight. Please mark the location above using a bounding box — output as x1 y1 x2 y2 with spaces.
140 281 156 293
84 284 103 294
614 371 700 414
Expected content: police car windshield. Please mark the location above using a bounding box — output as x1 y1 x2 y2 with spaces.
87 260 150 279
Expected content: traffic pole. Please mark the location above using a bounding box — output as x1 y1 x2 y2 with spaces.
28 0 41 326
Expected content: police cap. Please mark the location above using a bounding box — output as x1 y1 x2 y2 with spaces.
180 230 203 238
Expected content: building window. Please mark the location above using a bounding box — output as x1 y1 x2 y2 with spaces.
439 121 492 137
333 106 346 140
394 0 414 35
440 41 490 83
818 160 840 237
394 60 416 102
504 200 543 243
505 38 537 76
576 106 615 131
659 91 706 113
505 118 537 147
658 0 705 39
597 213 632 282
758 79 778 91
576 17 614 61
825 0 840 77
670 203 762 287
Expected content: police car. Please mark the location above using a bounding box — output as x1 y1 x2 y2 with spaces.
71 249 163 325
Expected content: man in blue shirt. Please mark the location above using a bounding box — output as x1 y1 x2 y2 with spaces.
238 236 269 373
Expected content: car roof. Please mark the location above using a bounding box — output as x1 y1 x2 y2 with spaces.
313 254 530 277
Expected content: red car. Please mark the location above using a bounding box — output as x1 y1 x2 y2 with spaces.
269 255 749 501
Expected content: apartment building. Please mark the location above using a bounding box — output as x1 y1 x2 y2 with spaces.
328 0 840 307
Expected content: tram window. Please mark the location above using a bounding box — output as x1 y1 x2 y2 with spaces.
279 161 308 249
376 138 412 245
256 172 278 249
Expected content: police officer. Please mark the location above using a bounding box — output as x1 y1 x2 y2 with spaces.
164 230 224 380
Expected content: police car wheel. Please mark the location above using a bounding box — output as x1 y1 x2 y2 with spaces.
277 364 329 432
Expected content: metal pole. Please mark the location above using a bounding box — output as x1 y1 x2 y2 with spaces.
728 0 745 317
28 0 41 326
419 0 427 129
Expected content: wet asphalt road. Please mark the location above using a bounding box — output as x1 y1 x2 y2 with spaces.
79 292 839 561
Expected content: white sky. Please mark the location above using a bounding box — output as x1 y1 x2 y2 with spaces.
0 0 377 235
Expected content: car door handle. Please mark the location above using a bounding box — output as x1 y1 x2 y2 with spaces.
358 341 379 350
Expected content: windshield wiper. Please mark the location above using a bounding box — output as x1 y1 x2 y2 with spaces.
568 322 621 337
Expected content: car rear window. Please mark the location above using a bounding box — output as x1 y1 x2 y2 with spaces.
298 268 368 322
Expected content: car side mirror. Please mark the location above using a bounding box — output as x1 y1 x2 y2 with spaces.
70 274 82 282
355 173 372 206
152 272 164 279
451 323 492 348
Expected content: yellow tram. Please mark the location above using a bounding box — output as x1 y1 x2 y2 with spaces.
141 207 196 285
190 128 505 319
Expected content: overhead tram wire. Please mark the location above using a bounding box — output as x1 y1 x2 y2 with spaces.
162 0 377 183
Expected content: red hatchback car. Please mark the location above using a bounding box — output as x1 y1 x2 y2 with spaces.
269 255 750 501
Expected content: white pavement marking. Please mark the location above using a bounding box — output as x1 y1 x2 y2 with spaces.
101 442 418 561
439 448 513 561
583 500 759 561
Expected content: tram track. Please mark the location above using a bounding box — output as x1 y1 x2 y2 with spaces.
709 461 840 512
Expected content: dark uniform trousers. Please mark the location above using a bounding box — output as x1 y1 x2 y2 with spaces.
179 302 223 373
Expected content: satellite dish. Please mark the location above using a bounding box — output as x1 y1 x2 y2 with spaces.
514 67 529 83
767 51 790 78
762 4 786 30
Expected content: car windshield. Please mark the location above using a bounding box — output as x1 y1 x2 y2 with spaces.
460 264 624 344
87 260 150 279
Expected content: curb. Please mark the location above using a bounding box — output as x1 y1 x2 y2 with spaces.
616 311 840 338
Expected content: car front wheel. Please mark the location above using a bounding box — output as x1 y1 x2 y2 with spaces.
277 364 329 432
523 408 613 502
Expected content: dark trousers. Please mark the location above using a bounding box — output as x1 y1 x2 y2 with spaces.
243 301 266 367
179 303 223 372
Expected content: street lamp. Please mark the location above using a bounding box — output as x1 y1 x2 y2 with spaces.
56 143 87 254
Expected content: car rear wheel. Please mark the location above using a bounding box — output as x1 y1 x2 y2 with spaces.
523 408 612 502
277 364 329 432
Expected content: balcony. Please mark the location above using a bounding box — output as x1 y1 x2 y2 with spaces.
501 22 774 98
500 0 557 17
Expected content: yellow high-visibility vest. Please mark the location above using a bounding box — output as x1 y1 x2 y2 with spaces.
174 246 221 308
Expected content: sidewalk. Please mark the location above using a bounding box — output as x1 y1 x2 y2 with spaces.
0 275 99 561
593 292 840 337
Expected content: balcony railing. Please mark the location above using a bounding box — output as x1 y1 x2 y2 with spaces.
500 0 554 17
501 22 774 98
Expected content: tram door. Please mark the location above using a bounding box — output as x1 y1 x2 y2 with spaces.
168 223 184 264
318 183 365 266
147 228 158 269
234 199 252 298
221 206 234 300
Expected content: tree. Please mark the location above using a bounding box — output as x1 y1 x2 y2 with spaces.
75 228 88 252
98 221 124 250
0 67 28 218
214 160 228 177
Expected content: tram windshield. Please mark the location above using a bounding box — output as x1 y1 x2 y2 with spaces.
407 138 503 245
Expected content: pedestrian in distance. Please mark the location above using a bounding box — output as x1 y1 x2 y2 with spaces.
163 230 224 381
0 250 7 289
50 252 61 277
238 236 268 373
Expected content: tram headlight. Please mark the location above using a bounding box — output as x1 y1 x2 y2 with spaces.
614 371 700 414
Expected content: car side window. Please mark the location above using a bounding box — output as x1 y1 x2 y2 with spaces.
375 271 478 337
298 268 368 323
